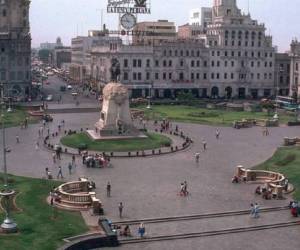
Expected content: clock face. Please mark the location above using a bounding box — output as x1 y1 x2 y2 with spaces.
121 13 136 30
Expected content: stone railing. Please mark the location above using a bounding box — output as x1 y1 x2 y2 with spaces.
235 165 286 199
283 137 300 146
54 180 102 214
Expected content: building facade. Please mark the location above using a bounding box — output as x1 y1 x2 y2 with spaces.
90 0 280 99
132 20 177 46
70 31 121 83
51 46 71 69
289 40 300 99
0 0 31 98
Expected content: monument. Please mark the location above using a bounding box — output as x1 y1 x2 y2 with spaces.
88 58 144 140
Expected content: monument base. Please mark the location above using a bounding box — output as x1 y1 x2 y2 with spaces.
87 130 148 141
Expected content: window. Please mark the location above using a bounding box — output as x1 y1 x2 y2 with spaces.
231 51 234 57
264 62 268 67
124 59 128 68
196 73 200 80
258 52 261 58
175 50 178 56
231 61 235 67
204 61 207 67
257 73 260 80
224 73 227 79
212 51 215 56
169 50 172 56
216 73 220 79
133 59 137 67
196 60 200 67
180 60 184 67
224 51 228 57
169 73 172 80
133 72 137 80
238 51 241 57
138 59 142 67
138 72 142 80
191 60 195 67
224 61 228 67
269 62 273 67
155 73 159 80
211 73 215 79
163 72 166 80
231 73 234 79
191 73 194 80
269 73 272 80
296 63 298 71
163 60 167 67
124 72 128 80
186 50 189 57
217 51 220 56
217 61 220 67
211 61 215 67
264 73 267 80
251 61 254 67
155 60 159 67
146 59 150 67
179 72 184 80
169 60 172 67
2 9 6 17
257 61 260 67
146 72 150 80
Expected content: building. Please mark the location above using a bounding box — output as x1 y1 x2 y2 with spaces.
189 8 212 27
289 40 300 99
70 31 122 83
90 0 278 99
51 46 71 69
132 20 177 46
275 53 290 96
0 0 31 98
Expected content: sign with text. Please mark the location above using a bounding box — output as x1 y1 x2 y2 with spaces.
107 0 151 14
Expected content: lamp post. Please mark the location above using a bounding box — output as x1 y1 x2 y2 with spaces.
146 84 151 109
0 84 17 233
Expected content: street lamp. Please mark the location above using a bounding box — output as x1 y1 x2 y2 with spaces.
0 84 17 233
146 84 151 109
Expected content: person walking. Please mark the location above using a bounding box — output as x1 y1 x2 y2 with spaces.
202 140 207 151
215 129 220 139
72 154 76 166
57 166 63 179
16 135 20 143
250 203 255 218
138 223 146 238
52 152 56 164
68 162 72 175
106 182 111 197
118 202 124 218
35 141 39 150
195 152 200 163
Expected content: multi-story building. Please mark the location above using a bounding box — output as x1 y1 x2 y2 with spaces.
289 40 300 99
132 20 177 46
275 53 290 96
90 0 278 99
0 0 31 98
70 31 121 83
51 46 71 69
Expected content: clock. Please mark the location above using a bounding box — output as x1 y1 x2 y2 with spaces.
121 13 136 30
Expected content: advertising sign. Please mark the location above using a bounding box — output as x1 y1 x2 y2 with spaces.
107 0 150 14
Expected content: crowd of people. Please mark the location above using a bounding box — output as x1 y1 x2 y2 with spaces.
82 151 111 168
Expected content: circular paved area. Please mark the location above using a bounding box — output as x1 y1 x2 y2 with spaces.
1 111 300 250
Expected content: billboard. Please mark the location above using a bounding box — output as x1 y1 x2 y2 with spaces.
107 0 151 14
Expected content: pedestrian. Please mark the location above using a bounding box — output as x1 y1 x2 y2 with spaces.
202 140 207 151
47 128 50 136
183 181 188 196
138 223 146 238
72 154 76 166
216 129 220 139
106 182 111 197
57 166 63 179
52 152 56 164
254 203 260 218
195 152 200 163
68 162 72 175
43 119 46 127
35 141 39 150
265 128 269 136
118 202 124 218
16 135 20 143
45 167 49 177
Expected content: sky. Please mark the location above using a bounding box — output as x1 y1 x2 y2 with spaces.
30 0 300 52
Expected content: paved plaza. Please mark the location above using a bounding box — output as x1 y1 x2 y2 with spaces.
1 111 300 250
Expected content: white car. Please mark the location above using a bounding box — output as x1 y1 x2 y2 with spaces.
46 95 53 101
67 85 73 90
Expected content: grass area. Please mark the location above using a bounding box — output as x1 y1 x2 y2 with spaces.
61 132 172 152
0 174 88 250
254 147 300 200
0 107 38 128
137 105 294 126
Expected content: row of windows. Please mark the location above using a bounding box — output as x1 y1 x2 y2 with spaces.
123 72 273 81
210 60 273 68
0 71 30 81
224 30 264 39
162 49 204 57
224 40 264 47
212 50 273 58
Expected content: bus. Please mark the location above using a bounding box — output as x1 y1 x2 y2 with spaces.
275 96 297 110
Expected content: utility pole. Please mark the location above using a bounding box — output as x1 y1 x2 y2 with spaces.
0 83 17 233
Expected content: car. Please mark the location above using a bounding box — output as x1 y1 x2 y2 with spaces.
67 85 72 90
42 114 53 122
46 95 53 101
71 92 78 96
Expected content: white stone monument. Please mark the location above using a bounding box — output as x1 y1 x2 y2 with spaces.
87 82 144 140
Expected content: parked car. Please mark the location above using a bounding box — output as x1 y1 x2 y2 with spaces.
67 85 73 90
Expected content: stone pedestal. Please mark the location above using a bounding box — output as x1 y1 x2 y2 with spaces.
88 82 142 140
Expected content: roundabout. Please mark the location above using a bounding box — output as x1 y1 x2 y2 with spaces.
60 132 172 152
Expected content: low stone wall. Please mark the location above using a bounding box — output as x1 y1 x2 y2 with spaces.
235 166 286 199
283 137 300 146
53 180 102 213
